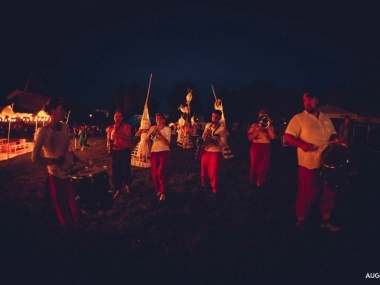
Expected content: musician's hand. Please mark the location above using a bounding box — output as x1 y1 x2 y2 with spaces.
300 142 315 152
52 155 65 165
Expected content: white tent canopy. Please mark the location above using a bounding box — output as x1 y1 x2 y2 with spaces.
318 104 357 120
1 105 49 120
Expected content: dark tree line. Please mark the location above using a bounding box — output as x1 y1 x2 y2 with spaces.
62 77 373 127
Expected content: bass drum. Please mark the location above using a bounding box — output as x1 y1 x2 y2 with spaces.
70 166 112 212
321 143 352 191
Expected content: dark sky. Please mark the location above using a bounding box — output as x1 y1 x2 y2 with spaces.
1 1 380 111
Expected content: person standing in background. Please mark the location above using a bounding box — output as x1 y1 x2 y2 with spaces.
111 109 133 198
339 116 351 144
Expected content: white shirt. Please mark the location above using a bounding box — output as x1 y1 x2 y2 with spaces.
150 126 171 152
32 122 74 179
203 122 227 152
285 110 336 169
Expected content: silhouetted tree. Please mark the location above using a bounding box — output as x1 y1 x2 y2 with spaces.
321 86 354 111
239 80 278 124
112 84 148 119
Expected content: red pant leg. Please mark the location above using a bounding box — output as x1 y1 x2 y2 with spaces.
201 151 223 192
295 166 321 219
200 151 209 186
150 152 159 193
249 143 258 181
255 143 271 185
48 174 79 229
150 151 170 194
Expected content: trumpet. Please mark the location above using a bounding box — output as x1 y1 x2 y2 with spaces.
150 127 159 140
258 114 271 129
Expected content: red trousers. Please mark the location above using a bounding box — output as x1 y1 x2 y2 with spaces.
150 151 170 194
201 151 223 193
296 166 336 219
249 142 271 185
48 174 80 230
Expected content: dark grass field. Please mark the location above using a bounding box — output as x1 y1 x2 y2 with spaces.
0 135 379 285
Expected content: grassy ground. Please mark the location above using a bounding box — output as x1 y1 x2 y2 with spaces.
0 135 379 284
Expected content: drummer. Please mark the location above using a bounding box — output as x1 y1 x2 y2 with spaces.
284 91 340 232
32 97 82 232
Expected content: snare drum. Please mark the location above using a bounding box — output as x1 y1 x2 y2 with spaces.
69 166 112 211
321 143 352 190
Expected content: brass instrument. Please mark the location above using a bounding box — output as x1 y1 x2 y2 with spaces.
258 115 271 129
195 123 214 160
150 127 159 140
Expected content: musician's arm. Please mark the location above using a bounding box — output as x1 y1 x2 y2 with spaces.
218 132 227 148
135 129 143 137
157 127 171 146
248 124 260 141
144 127 154 143
284 133 315 152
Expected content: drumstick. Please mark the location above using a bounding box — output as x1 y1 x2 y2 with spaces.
314 140 337 148
211 84 218 101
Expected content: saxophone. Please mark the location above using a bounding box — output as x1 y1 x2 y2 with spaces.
195 122 214 161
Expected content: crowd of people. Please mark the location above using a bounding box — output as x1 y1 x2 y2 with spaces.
32 91 352 235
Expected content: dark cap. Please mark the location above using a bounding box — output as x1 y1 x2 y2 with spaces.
303 91 317 98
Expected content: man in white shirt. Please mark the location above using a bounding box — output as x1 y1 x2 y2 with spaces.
284 91 340 232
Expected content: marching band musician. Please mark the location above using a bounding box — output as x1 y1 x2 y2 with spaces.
248 110 275 189
32 97 82 232
111 109 133 199
200 110 227 194
145 113 171 202
284 91 340 232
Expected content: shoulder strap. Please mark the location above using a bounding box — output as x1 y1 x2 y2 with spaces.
212 124 221 136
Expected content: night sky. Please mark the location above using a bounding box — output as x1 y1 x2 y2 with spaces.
2 1 380 111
